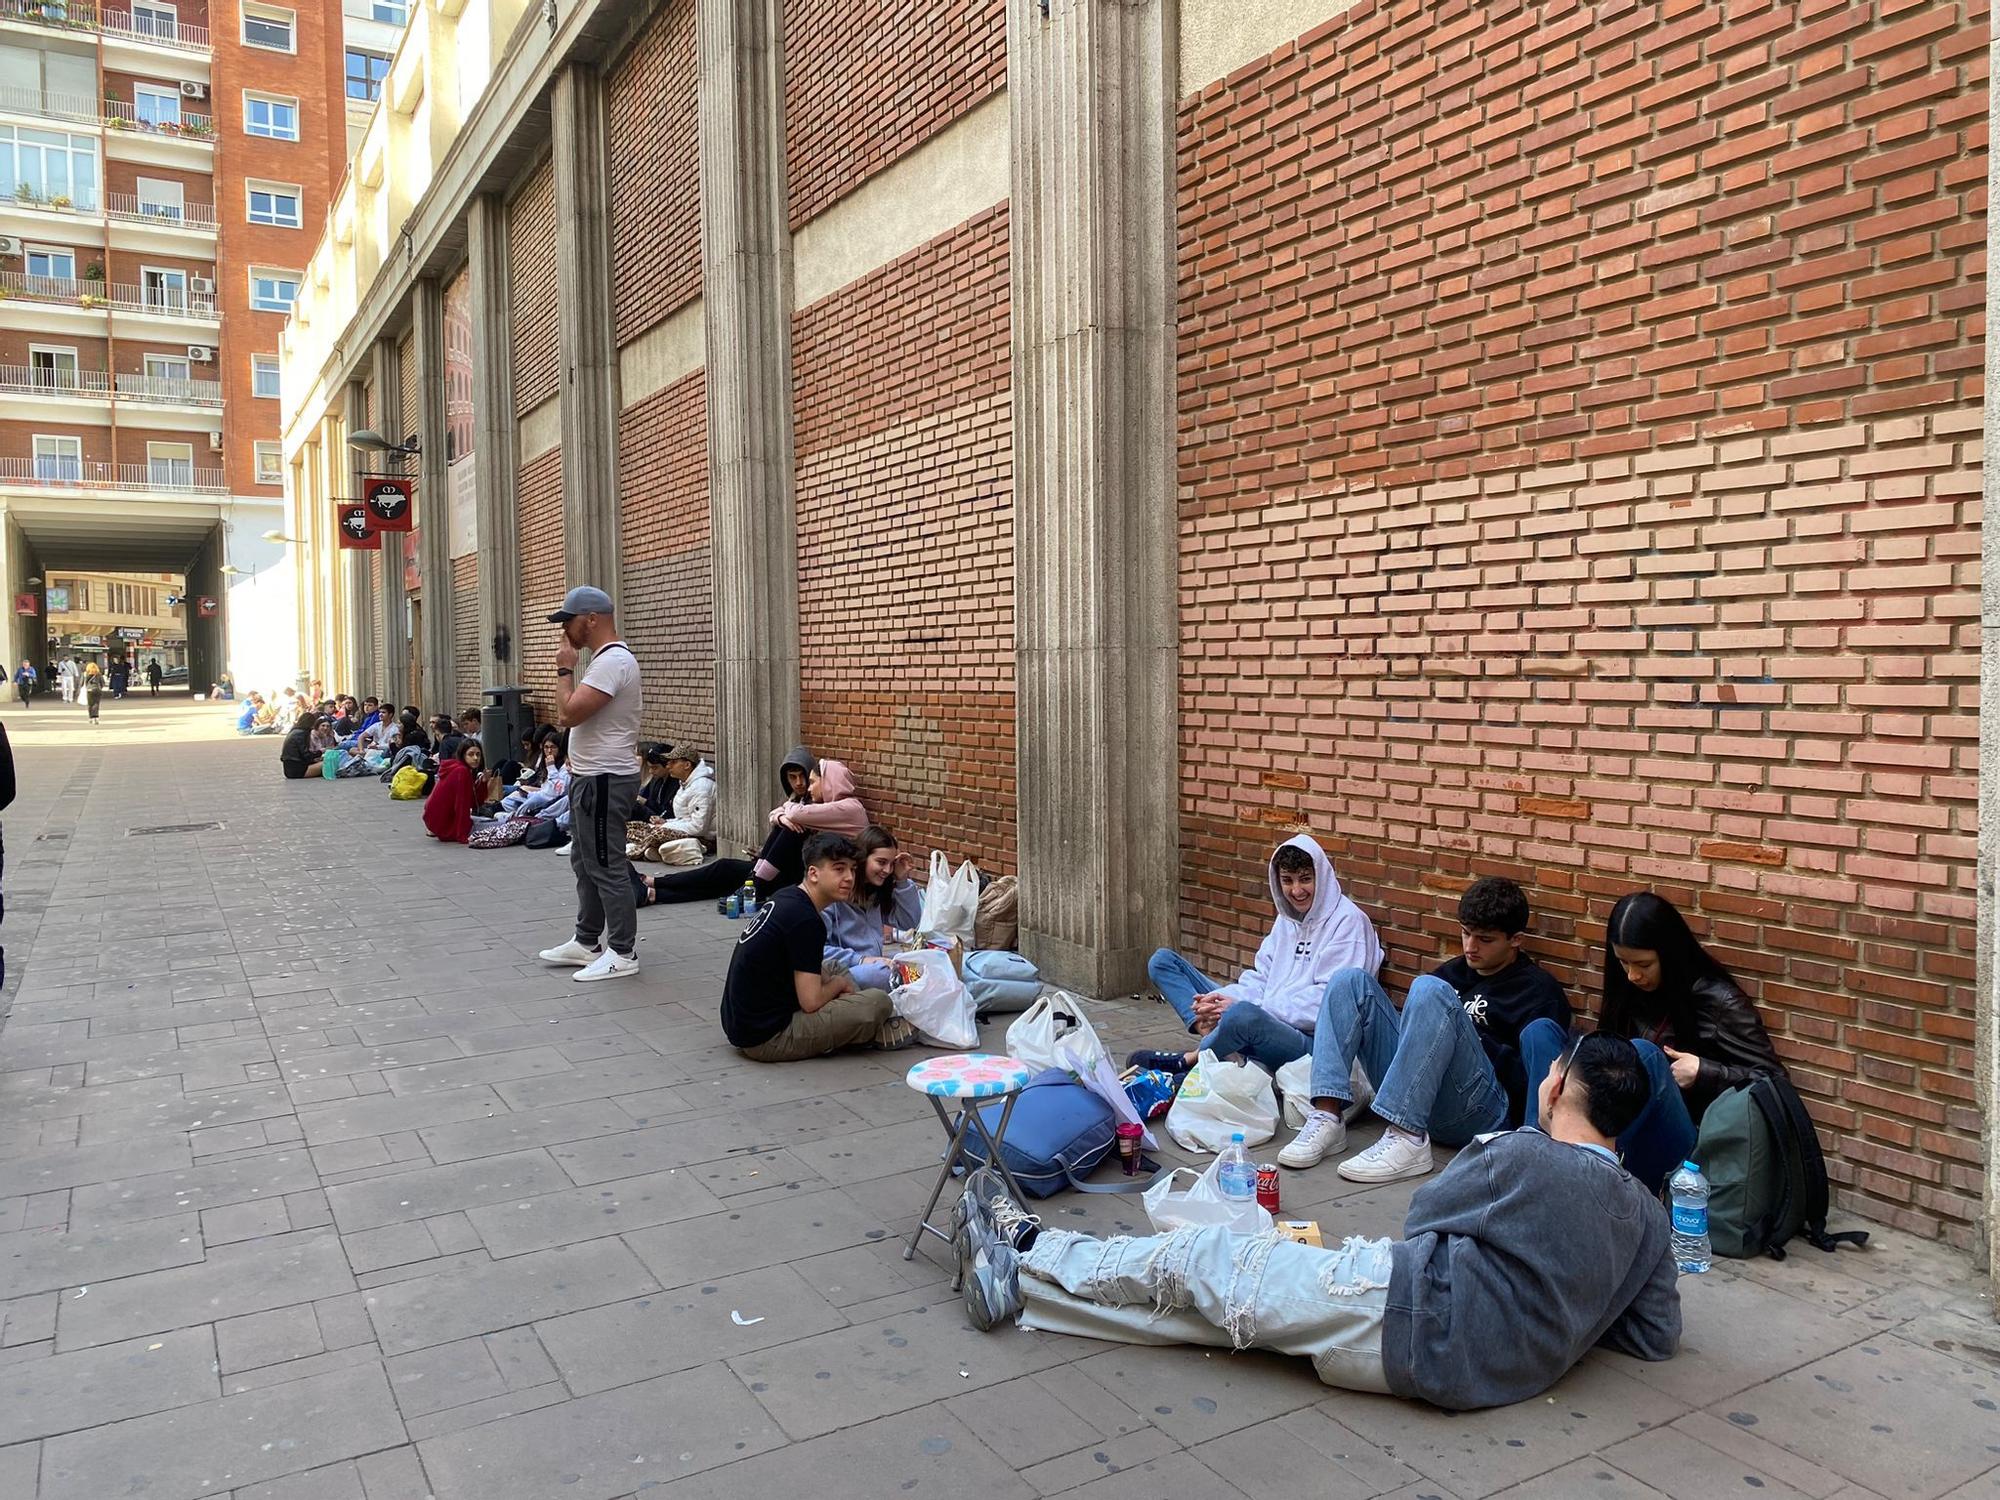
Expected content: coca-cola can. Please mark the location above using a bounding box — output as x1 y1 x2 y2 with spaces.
1255 1164 1281 1213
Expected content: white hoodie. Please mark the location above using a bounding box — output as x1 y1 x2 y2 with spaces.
655 760 716 842
1218 834 1383 1032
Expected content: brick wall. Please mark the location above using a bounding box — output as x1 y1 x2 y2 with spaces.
508 161 560 416
782 0 1006 228
1174 0 1985 1241
517 447 565 725
792 204 1015 872
607 0 700 344
617 373 712 749
451 553 479 711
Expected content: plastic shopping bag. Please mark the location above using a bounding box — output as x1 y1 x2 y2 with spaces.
888 948 978 1049
1275 1054 1374 1129
917 851 981 946
1007 993 1157 1150
1142 1159 1274 1236
1166 1050 1279 1153
389 765 427 800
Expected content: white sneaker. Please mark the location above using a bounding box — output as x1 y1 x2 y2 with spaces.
574 949 639 983
1337 1127 1434 1184
538 938 602 967
552 842 573 856
1277 1109 1346 1169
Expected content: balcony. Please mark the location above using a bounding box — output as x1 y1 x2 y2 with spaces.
114 370 222 406
0 456 226 494
103 103 214 140
0 0 211 53
105 190 217 229
0 81 103 126
0 268 219 320
0 364 224 409
0 363 111 397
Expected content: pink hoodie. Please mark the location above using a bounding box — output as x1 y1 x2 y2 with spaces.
787 758 868 836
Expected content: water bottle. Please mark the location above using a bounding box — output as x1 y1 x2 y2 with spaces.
1669 1160 1711 1274
1217 1132 1257 1213
740 881 758 917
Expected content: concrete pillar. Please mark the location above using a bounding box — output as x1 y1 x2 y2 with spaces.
413 277 457 715
469 194 521 692
342 380 372 693
1977 43 1998 1294
700 0 802 845
553 65 622 596
1008 0 1181 996
371 338 409 700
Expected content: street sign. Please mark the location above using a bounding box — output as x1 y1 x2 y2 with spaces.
362 475 415 531
337 501 381 550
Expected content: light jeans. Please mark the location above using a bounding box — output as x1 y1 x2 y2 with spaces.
1148 948 1224 1032
1308 970 1509 1145
1203 1002 1312 1077
1020 1226 1392 1393
1519 1019 1693 1193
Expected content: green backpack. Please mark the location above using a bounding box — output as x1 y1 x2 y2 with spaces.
1693 1071 1869 1260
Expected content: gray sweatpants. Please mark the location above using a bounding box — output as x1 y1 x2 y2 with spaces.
571 771 640 959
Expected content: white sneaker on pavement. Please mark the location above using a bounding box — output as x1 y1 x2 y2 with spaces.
1276 1109 1346 1169
538 938 602 967
1337 1127 1434 1183
574 950 640 983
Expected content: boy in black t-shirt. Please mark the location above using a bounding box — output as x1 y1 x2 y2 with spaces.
721 832 918 1061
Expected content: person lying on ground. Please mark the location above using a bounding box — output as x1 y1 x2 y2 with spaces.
423 740 478 843
720 831 918 1061
821 824 922 990
641 748 865 905
627 745 716 865
960 1032 1679 1412
279 714 322 780
1517 890 1786 1193
1139 834 1381 1054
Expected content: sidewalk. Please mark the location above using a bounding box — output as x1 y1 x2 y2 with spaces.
0 698 1991 1500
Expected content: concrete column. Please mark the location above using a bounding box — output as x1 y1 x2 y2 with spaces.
413 277 457 715
700 0 801 846
553 64 622 596
341 380 372 693
1977 45 1998 1293
1008 0 1181 996
371 338 408 700
469 194 521 692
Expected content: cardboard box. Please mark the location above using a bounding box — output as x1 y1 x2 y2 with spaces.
1275 1220 1323 1247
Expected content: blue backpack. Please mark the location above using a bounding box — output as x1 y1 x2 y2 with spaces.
957 1068 1124 1198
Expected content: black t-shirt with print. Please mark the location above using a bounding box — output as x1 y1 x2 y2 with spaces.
1431 953 1572 1126
720 886 826 1048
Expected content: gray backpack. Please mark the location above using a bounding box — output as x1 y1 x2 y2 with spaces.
1694 1072 1868 1260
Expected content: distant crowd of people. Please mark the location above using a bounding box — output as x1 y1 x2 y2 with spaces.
11 656 164 721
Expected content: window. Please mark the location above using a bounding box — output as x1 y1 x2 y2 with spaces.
28 345 77 388
249 267 298 312
371 0 406 20
134 176 183 220
254 441 281 484
241 4 295 51
25 245 73 282
0 125 99 210
33 434 81 481
146 440 193 486
130 1 177 39
251 353 281 398
244 92 298 141
143 353 191 382
141 266 187 310
131 84 180 129
246 180 301 228
344 49 389 101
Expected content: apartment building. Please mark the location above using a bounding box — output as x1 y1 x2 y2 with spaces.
0 0 399 690
46 565 185 668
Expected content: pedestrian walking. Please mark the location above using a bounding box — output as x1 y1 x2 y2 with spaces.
11 660 34 707
56 658 73 703
81 661 103 725
146 659 162 697
536 585 643 984
109 659 128 699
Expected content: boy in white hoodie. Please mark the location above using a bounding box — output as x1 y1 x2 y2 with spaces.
1137 835 1382 1072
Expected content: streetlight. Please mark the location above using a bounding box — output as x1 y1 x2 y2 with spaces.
346 429 421 456
260 530 303 544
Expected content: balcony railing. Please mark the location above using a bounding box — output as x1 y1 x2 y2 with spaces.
0 364 228 408
0 363 110 397
105 190 215 228
114 370 221 405
0 81 102 125
0 268 219 319
0 456 226 494
103 102 214 139
0 0 211 52
3 185 97 213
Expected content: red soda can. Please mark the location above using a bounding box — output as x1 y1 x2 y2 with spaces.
1255 1164 1281 1213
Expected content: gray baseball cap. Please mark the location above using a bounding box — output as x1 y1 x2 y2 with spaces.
547 585 614 622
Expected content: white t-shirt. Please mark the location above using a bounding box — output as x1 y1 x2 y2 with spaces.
566 641 642 775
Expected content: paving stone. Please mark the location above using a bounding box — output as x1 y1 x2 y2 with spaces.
365 1239 659 1353
344 1221 441 1274
295 1089 508 1148
0 1138 191 1199
1035 1454 1252 1499
231 1461 367 1500
58 1229 354 1351
1066 1341 1332 1447
40 1362 407 1500
466 1165 724 1258
417 1099 640 1164
203 1197 293 1245
356 1445 430 1499
401 1380 571 1442
650 1405 1036 1499
1602 1425 1823 1500
0 1211 204 1297
325 1149 574 1233
218 1305 324 1374
0 1325 218 1444
416 1364 785 1500
69 1151 318 1224
424 1212 481 1255
1018 1426 1183 1495
1191 1406 1424 1498
276 1037 466 1082
383 1334 508 1419
0 1439 41 1497
492 1053 691 1110
549 1096 874 1184
942 1373 1122 1468
379 1047 576 1096
621 1188 894 1291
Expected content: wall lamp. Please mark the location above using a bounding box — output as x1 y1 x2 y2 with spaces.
347 429 421 456
261 530 305 544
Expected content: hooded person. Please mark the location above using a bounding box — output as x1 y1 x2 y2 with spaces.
627 747 718 866
423 743 477 844
634 744 858 908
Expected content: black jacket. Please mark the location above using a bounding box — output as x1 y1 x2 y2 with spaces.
1613 975 1783 1121
1432 954 1571 1126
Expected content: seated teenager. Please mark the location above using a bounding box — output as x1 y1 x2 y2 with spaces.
1271 876 1573 1182
1519 891 1783 1193
498 733 571 821
279 714 320 779
422 741 477 843
309 715 339 755
960 1033 1679 1412
631 742 681 821
820 824 922 989
236 693 262 735
1135 835 1380 1065
720 832 916 1061
628 747 719 900
645 747 863 905
358 703 399 758
466 741 504 815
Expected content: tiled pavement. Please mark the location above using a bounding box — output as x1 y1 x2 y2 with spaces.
0 695 1994 1500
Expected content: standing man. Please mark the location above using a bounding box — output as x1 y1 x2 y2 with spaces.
11 660 34 707
146 659 162 697
536 586 643 983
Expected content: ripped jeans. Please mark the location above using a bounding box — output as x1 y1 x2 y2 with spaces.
1019 1225 1392 1393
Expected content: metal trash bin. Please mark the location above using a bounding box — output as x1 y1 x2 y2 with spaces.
482 686 532 771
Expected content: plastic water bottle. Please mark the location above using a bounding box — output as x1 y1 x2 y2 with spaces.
1217 1132 1257 1210
740 881 758 917
1669 1160 1711 1274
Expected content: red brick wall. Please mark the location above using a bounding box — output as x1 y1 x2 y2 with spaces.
792 204 1015 871
1174 0 1985 1241
451 553 479 709
781 0 1006 228
607 0 700 344
616 372 712 749
517 447 565 724
509 161 560 415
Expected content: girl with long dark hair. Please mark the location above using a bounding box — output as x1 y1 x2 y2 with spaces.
821 825 922 989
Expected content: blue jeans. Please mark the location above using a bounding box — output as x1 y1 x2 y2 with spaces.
1204 1002 1311 1078
1307 970 1509 1145
1518 1020 1692 1194
1149 948 1224 1033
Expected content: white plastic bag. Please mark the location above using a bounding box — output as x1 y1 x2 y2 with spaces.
1166 1049 1279 1153
887 949 977 1049
1142 1159 1275 1235
1007 992 1157 1149
1275 1054 1374 1129
917 852 980 946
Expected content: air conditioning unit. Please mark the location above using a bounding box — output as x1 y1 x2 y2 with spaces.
178 81 206 99
190 276 215 294
185 344 214 362
0 236 18 256
207 430 223 449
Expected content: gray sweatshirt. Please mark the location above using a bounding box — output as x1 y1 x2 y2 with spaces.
1383 1128 1680 1410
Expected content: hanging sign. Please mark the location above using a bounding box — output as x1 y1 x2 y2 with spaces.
336 501 381 550
362 475 415 532
13 593 36 616
197 597 218 617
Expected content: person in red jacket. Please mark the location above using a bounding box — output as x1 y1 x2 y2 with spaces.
422 742 476 844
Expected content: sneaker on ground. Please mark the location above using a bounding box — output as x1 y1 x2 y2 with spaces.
872 1017 920 1050
1124 1048 1194 1074
1276 1108 1346 1169
552 842 573 855
573 950 640 983
956 1170 1023 1332
538 938 602 966
1337 1127 1433 1184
